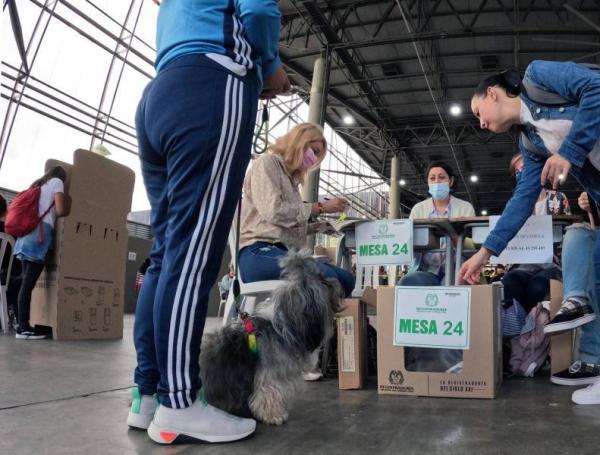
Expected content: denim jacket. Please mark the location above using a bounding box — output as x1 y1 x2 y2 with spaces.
484 60 600 255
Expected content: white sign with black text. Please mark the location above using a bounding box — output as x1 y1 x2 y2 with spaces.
488 215 553 264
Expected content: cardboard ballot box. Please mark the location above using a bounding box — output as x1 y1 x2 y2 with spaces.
377 284 503 399
337 288 377 390
30 150 135 340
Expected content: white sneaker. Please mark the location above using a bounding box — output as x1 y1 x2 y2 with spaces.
302 368 323 382
147 395 256 444
572 380 600 405
127 387 157 430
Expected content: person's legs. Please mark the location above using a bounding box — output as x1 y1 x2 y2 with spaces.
501 269 531 309
133 81 167 401
137 56 258 443
572 236 600 403
238 242 288 283
318 263 355 297
524 268 557 312
546 223 596 334
16 260 45 331
579 234 600 365
398 271 441 287
143 57 257 410
128 81 170 430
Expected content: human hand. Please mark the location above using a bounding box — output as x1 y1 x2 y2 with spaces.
458 248 492 284
260 66 291 99
578 192 591 212
541 155 571 189
322 198 346 213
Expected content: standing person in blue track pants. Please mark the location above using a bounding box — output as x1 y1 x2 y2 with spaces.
127 0 290 445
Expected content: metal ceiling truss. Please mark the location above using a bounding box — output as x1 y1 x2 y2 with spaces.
280 0 600 213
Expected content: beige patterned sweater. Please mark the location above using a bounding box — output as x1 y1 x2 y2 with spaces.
239 153 314 250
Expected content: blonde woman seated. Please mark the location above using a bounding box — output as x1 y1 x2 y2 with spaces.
238 123 355 297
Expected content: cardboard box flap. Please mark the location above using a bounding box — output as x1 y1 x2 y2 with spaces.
361 286 377 308
70 149 135 221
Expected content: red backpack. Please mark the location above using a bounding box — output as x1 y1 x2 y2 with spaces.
4 186 54 239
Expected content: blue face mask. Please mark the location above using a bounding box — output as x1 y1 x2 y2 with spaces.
429 182 450 201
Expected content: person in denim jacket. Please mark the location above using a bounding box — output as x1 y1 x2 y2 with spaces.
460 60 600 334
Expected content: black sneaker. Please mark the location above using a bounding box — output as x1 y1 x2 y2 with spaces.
15 327 47 340
544 297 596 335
551 361 600 386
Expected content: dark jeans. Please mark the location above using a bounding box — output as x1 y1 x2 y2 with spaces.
238 242 355 297
17 260 45 330
502 267 560 313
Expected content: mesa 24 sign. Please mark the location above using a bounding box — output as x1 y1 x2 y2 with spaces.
355 219 413 266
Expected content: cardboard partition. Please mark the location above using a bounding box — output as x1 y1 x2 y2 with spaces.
549 280 573 374
30 149 135 340
377 284 503 399
337 297 368 389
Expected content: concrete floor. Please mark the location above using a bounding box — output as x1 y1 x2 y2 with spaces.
1 316 600 454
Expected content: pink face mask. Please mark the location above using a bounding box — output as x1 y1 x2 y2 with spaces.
302 147 318 170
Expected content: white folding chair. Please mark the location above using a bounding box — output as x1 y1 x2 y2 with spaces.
0 233 16 334
221 225 285 327
352 264 396 298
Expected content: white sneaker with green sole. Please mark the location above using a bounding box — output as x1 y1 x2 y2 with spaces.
127 387 158 430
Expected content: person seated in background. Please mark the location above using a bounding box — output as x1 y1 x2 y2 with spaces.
238 122 354 297
398 161 475 287
219 265 234 300
134 258 151 294
490 264 506 283
501 154 571 337
397 161 475 373
238 123 354 382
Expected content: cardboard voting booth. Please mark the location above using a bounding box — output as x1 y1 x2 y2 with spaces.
30 149 135 340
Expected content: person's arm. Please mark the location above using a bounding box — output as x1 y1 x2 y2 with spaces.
408 202 420 220
465 202 476 217
560 192 571 215
482 151 544 255
249 157 312 228
55 192 71 217
526 60 600 168
236 0 281 78
578 192 595 228
459 151 543 284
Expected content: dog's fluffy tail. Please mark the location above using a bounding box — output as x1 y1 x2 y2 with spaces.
278 249 321 282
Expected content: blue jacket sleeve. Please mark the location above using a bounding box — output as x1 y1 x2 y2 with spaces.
526 60 600 168
483 150 543 255
236 0 281 78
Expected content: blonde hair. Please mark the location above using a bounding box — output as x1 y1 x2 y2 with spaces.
269 122 327 183
509 153 523 177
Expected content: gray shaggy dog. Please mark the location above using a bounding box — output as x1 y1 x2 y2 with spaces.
199 250 344 425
